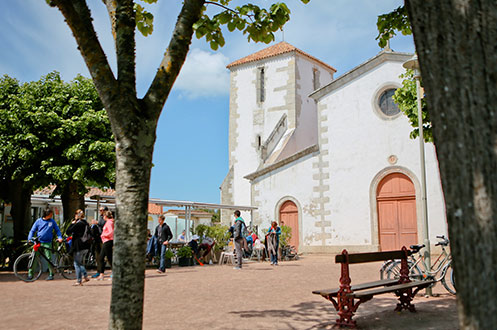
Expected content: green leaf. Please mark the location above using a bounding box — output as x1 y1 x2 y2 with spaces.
210 41 219 51
227 21 236 32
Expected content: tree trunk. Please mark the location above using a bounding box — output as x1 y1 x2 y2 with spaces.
108 102 156 329
406 1 497 328
60 180 86 224
8 179 33 244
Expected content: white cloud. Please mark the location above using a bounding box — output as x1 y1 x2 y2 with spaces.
172 49 230 99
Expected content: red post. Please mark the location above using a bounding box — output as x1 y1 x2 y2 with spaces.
336 250 356 327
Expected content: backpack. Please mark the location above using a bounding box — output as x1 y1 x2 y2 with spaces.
81 222 93 244
241 221 249 238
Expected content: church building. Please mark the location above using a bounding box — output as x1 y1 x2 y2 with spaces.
220 42 447 253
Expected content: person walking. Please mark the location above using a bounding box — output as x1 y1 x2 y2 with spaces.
90 218 103 278
267 221 281 266
96 211 114 280
27 208 63 280
91 206 107 278
66 209 90 286
233 210 246 270
155 214 173 273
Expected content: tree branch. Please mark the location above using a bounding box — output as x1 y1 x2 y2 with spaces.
101 0 117 42
143 0 205 116
49 0 118 109
115 0 137 95
205 1 254 20
205 1 238 14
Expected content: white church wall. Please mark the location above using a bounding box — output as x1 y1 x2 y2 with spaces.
317 60 447 249
250 153 317 246
228 55 298 218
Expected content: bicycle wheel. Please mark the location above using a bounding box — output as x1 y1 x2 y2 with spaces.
58 254 76 280
385 260 423 281
441 262 456 295
14 253 42 282
83 250 95 269
379 260 394 280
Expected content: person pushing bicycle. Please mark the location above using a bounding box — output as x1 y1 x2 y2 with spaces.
27 208 63 280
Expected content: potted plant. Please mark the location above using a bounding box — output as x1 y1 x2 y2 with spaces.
279 225 292 261
177 246 193 267
206 224 230 262
164 249 174 268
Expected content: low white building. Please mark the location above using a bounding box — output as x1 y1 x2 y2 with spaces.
220 42 447 253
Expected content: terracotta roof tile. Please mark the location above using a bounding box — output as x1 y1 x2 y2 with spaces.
33 185 116 198
33 185 57 196
86 187 115 197
227 41 336 72
148 204 163 215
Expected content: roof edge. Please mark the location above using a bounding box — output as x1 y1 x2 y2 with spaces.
244 144 319 181
227 42 336 73
310 51 413 100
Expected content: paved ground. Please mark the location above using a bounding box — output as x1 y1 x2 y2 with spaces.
0 255 458 329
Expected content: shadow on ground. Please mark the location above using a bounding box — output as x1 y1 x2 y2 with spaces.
230 297 458 330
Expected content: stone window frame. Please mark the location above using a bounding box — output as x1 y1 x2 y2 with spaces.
372 82 402 121
256 66 265 103
312 67 321 90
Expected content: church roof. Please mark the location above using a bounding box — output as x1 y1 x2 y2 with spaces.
227 41 336 72
309 50 413 100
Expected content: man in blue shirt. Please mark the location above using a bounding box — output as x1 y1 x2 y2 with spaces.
27 208 63 280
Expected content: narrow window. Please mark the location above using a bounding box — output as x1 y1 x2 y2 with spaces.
313 68 320 90
257 135 262 149
259 67 265 103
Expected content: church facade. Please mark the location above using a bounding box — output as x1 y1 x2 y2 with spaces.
220 42 447 253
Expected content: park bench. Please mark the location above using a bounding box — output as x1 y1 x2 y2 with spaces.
312 247 435 328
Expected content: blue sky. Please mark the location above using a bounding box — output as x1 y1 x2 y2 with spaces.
0 0 414 204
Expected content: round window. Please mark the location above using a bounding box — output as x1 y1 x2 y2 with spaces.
378 89 400 117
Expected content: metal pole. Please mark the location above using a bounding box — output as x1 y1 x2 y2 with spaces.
416 78 432 296
175 217 178 239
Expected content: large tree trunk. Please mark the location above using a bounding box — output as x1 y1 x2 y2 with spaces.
60 180 85 224
49 1 204 328
406 1 497 328
108 102 155 329
8 179 32 244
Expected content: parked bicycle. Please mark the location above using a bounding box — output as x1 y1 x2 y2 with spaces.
379 235 455 295
13 236 76 282
281 245 299 261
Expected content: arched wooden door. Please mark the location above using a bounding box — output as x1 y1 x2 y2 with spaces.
279 200 299 250
377 173 418 251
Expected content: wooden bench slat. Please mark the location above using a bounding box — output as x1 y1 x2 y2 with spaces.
349 280 436 299
312 279 399 297
335 250 412 264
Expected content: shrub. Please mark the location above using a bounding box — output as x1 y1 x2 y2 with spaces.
177 246 192 258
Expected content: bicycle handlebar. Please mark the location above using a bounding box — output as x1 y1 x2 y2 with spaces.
29 236 70 244
435 235 450 246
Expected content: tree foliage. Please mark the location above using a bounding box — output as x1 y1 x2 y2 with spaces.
376 5 432 143
376 6 411 49
0 72 115 200
392 70 432 142
134 0 309 49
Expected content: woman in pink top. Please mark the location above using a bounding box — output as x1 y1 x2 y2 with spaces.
96 211 114 280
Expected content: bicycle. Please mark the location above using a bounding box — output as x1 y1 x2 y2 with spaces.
13 236 76 282
281 245 299 261
379 235 455 295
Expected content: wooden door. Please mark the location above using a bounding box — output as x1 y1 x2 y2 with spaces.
279 200 299 250
377 173 418 251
